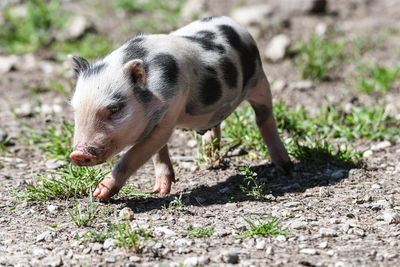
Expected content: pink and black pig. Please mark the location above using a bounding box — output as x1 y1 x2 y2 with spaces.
69 16 291 200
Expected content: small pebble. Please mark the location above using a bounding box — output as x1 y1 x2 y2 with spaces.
119 207 134 221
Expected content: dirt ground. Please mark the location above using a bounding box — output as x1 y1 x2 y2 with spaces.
1 0 400 266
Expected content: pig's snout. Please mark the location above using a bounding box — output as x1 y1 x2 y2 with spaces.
70 151 98 166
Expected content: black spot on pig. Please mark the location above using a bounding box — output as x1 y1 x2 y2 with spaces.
199 67 222 106
152 53 179 86
220 58 238 88
82 62 106 78
183 31 225 54
123 36 148 63
196 30 216 40
218 25 260 89
134 87 153 104
200 16 215 22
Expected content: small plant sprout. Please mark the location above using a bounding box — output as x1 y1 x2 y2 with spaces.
241 217 289 238
294 33 346 81
355 64 399 94
162 194 185 212
188 222 215 238
239 167 269 199
66 192 107 227
108 213 153 251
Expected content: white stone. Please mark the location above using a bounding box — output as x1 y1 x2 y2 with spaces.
276 235 286 242
315 23 328 36
47 205 58 213
0 55 19 74
290 80 314 91
231 5 273 28
363 150 373 158
291 220 305 230
300 248 318 255
319 241 328 249
383 210 400 224
371 141 391 151
265 34 291 62
271 80 286 92
42 255 62 267
119 207 134 221
103 238 117 249
256 240 266 250
64 15 92 40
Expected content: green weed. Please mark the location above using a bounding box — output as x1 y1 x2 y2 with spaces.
294 34 346 81
79 229 113 243
66 192 108 227
0 0 67 53
241 217 289 238
53 33 113 61
239 166 269 199
13 164 108 201
25 118 73 161
287 138 363 168
188 222 215 238
107 215 153 251
162 194 184 212
222 106 267 156
117 0 185 33
355 64 399 94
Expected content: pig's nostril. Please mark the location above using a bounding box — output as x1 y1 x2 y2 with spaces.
84 158 91 163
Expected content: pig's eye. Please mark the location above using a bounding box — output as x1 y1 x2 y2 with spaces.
107 102 125 115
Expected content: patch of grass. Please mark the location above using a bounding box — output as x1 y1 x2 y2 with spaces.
0 0 68 53
66 192 108 227
13 164 108 202
241 217 289 238
162 194 184 212
53 33 114 61
80 229 113 243
107 215 153 251
188 222 215 238
239 166 269 199
222 105 267 156
287 138 363 168
25 118 73 161
355 64 399 94
274 101 400 142
116 0 185 33
294 34 346 81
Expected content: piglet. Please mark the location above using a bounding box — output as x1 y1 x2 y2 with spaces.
69 16 291 200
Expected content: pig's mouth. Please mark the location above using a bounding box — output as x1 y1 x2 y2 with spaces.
70 151 105 166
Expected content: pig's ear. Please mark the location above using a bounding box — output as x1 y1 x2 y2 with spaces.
68 55 90 75
124 59 146 88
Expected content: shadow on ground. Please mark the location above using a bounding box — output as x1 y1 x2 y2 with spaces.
118 149 364 214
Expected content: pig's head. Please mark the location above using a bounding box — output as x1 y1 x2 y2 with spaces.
68 55 149 166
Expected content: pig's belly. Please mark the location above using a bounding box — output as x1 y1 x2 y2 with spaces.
176 102 238 133
176 112 215 132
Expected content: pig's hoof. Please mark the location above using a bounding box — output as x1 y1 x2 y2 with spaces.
274 160 293 175
153 175 173 195
93 176 121 200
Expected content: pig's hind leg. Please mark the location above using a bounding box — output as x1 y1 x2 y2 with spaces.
245 75 292 173
153 145 175 194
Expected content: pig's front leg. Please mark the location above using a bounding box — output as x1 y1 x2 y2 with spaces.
93 121 175 200
153 145 175 194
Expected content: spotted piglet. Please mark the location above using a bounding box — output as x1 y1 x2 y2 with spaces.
69 16 291 200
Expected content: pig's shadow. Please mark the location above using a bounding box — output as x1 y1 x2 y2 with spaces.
120 154 361 214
